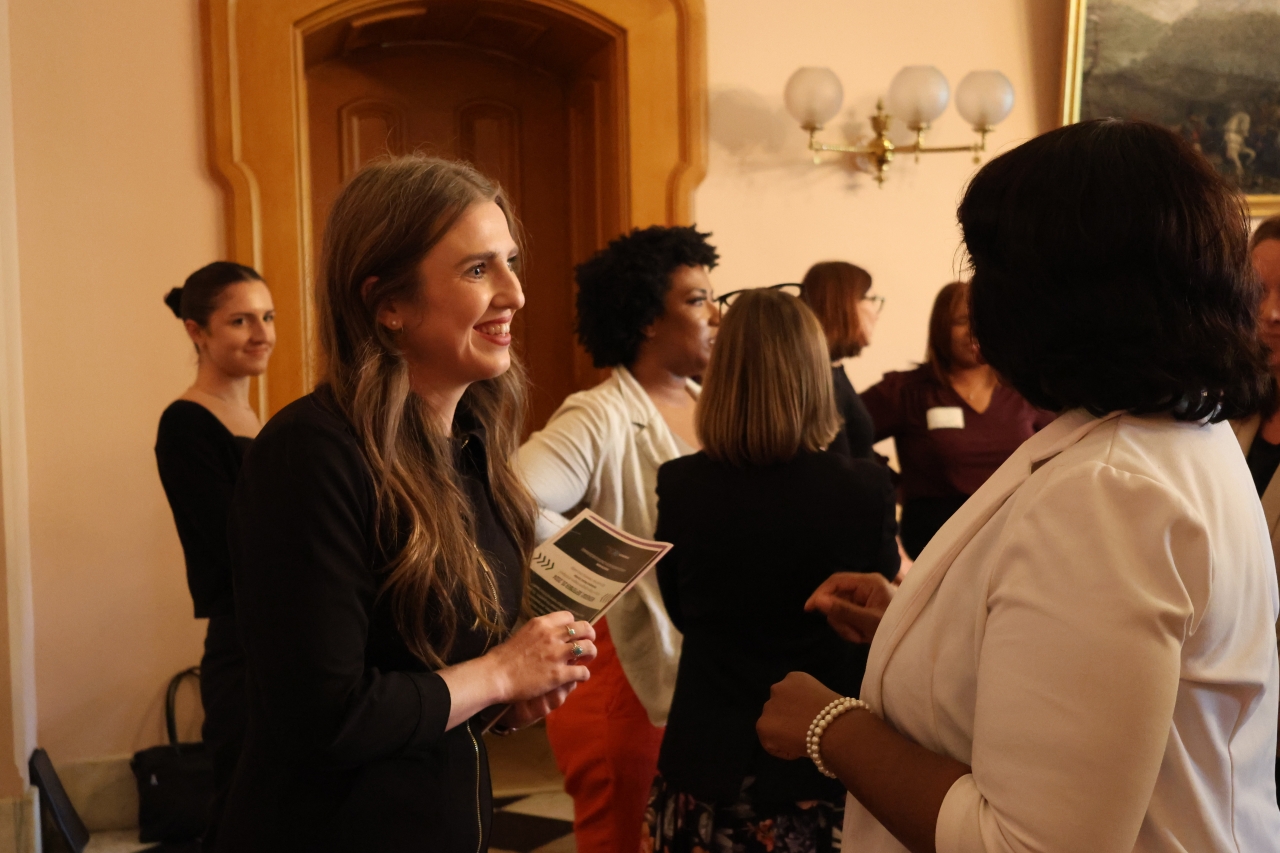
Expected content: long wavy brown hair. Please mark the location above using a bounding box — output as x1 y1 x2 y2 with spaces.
316 156 537 668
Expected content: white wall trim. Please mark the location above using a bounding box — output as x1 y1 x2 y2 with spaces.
0 0 40 781
0 786 38 853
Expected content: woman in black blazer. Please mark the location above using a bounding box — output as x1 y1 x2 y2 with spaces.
645 288 899 853
217 157 597 853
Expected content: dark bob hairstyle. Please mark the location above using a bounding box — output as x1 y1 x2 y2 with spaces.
575 225 719 368
958 118 1269 422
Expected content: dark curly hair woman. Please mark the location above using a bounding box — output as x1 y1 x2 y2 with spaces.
758 119 1280 851
517 224 719 853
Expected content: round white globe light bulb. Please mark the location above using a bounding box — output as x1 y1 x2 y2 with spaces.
887 65 950 129
955 70 1014 129
784 67 844 130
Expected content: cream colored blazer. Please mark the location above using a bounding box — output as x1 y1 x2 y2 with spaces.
516 366 693 726
845 411 1280 852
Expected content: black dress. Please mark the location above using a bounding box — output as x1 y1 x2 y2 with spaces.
649 449 898 841
216 387 523 853
154 400 252 850
827 366 877 460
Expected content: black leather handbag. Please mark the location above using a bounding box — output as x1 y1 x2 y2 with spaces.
130 667 213 844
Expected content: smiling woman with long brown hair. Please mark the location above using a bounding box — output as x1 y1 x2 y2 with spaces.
215 157 598 853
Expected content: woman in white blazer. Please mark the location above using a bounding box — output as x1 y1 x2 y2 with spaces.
1231 214 1280 805
757 119 1280 852
517 225 719 853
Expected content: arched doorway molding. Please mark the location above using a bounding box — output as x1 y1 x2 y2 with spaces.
202 0 708 415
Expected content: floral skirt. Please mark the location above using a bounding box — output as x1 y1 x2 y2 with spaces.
642 775 843 853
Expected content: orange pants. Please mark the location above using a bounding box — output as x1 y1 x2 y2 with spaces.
546 618 664 853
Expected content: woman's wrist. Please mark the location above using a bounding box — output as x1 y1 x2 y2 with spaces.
438 654 511 730
807 696 870 778
474 646 515 704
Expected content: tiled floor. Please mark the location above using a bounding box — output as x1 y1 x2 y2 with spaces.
489 724 576 853
82 723 575 853
85 800 575 853
82 831 155 853
82 834 199 852
492 792 576 853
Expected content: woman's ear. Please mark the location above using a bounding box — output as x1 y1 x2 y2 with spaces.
376 300 405 332
183 319 205 349
364 275 405 332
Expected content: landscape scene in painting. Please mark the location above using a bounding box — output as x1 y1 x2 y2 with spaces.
1079 0 1280 194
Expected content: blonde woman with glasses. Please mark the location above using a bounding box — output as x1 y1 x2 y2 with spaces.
645 287 899 852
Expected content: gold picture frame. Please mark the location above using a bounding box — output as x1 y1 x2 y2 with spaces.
1061 0 1280 218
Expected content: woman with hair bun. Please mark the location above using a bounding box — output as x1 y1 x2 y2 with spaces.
217 156 596 852
155 261 275 849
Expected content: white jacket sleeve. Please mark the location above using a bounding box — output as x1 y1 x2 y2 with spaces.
517 400 608 542
936 461 1204 853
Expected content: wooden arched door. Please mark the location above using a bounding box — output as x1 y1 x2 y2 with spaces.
304 2 621 429
203 0 707 424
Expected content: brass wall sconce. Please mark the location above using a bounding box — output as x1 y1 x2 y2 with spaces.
784 66 1014 184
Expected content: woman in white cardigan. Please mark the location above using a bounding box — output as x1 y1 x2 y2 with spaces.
1230 214 1280 806
757 119 1280 852
518 225 719 853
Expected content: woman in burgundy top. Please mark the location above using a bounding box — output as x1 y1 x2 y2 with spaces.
861 280 1054 558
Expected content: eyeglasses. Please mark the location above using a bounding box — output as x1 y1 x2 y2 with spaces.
862 294 886 315
714 282 804 310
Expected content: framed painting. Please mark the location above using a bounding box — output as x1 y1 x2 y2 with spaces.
1062 0 1280 216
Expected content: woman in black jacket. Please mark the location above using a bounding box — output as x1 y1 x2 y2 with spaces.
217 157 597 853
155 260 274 851
645 288 899 852
800 261 884 460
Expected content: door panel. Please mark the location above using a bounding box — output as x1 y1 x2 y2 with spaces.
308 45 575 431
338 100 406 180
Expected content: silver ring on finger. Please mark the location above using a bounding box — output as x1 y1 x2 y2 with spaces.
570 642 585 657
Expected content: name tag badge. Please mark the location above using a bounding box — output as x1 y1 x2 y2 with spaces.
926 406 965 430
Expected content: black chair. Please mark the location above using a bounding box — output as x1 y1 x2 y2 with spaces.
28 747 89 853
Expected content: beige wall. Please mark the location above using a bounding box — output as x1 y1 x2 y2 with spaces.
11 0 219 762
696 0 1066 397
1 0 1068 765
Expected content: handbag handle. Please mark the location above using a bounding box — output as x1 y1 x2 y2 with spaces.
165 667 201 748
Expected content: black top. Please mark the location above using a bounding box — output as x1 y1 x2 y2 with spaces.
217 388 523 853
654 450 899 804
155 400 254 617
1248 433 1280 497
828 365 877 460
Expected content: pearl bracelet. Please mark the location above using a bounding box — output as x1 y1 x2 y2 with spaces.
805 696 869 778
